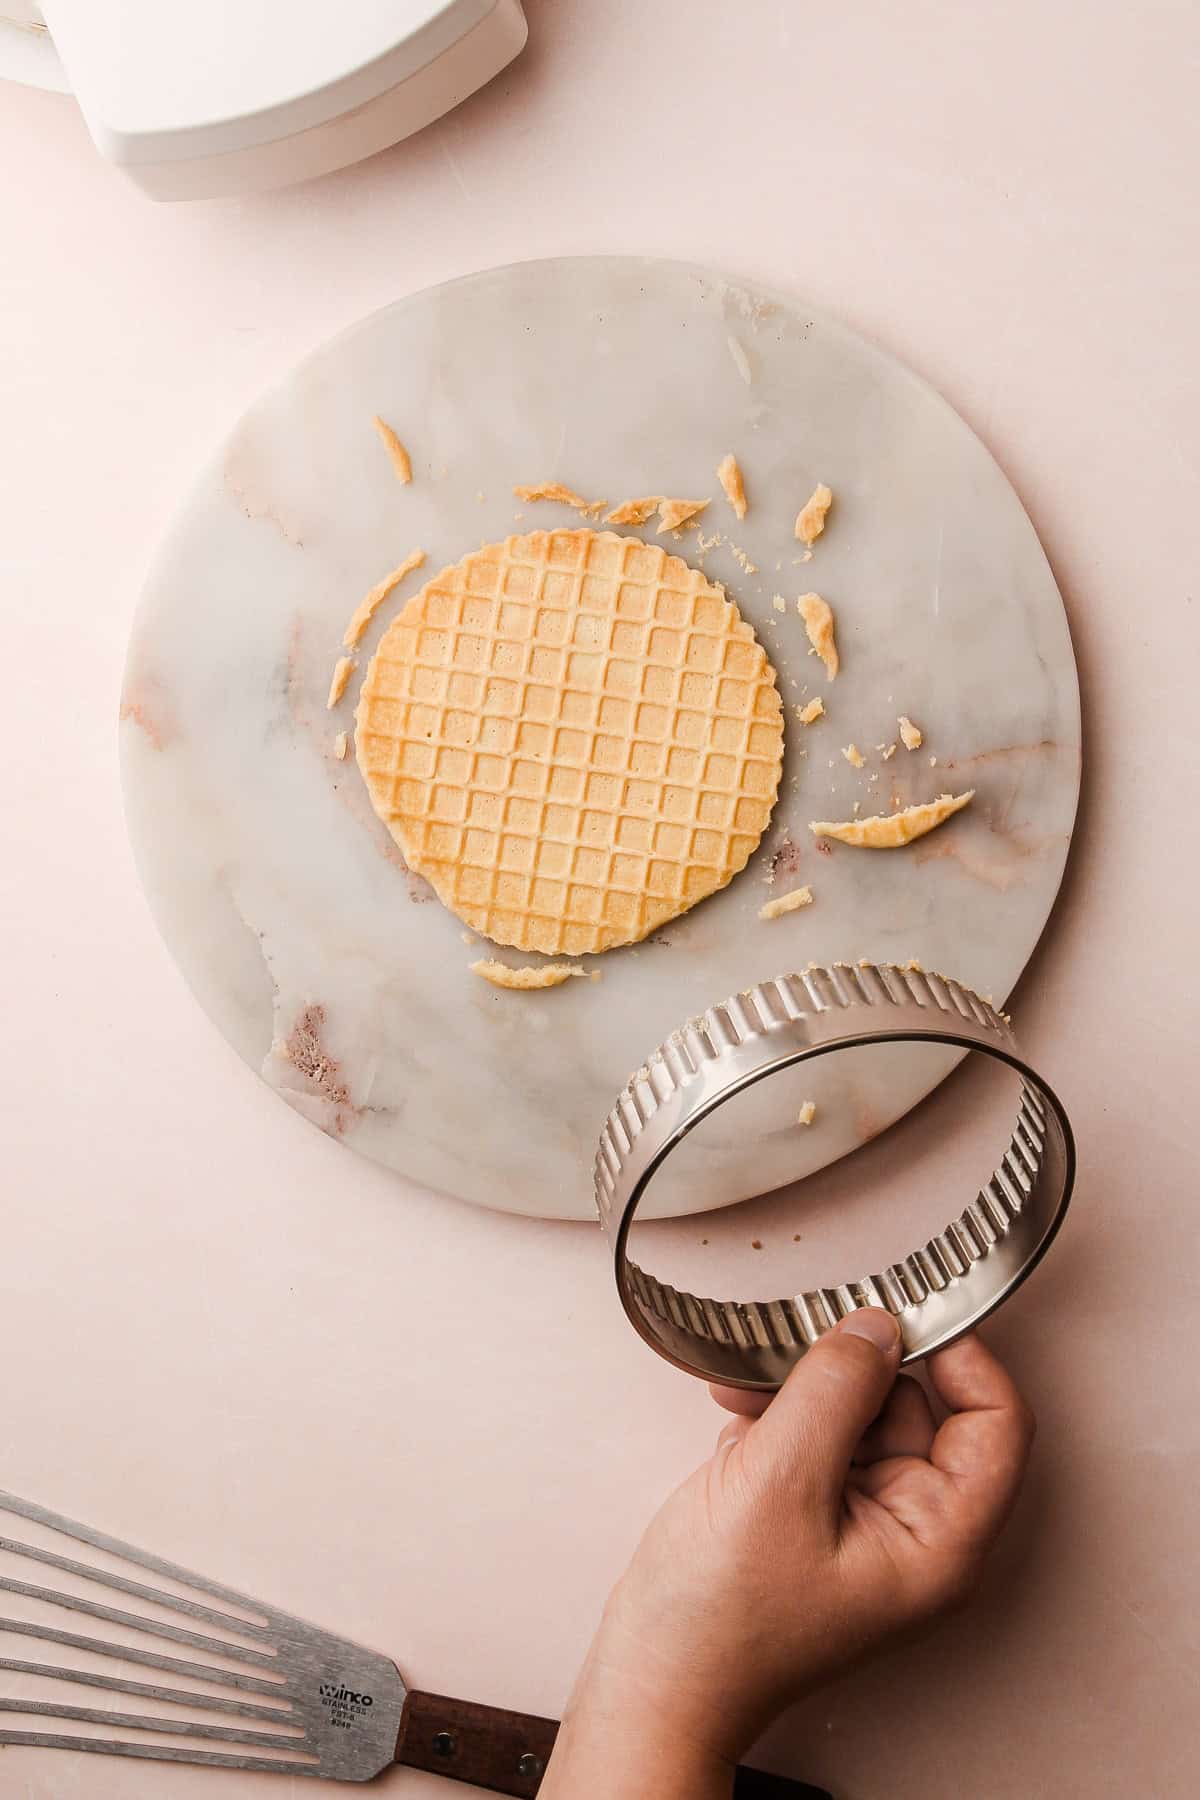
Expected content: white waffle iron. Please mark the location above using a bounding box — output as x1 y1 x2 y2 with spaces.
0 1 527 198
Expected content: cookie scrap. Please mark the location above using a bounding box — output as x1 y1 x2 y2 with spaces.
796 1100 817 1127
605 496 661 526
327 656 355 709
472 959 587 991
342 548 426 649
797 592 839 679
796 697 824 725
842 743 865 768
716 453 748 521
334 731 349 761
759 884 813 920
656 497 710 534
809 790 975 848
371 416 413 485
514 482 606 518
898 715 923 750
795 483 833 546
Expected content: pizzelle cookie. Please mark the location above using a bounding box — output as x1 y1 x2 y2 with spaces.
355 528 784 955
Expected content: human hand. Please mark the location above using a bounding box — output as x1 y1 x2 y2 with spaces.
545 1315 1033 1793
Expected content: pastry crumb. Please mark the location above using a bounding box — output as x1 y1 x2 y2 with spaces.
327 656 354 709
809 791 975 849
898 715 923 751
514 482 606 517
882 743 898 760
657 497 710 534
772 594 787 614
371 416 412 485
759 884 813 920
842 743 865 768
717 453 748 520
343 547 426 648
605 496 661 526
929 754 938 767
796 697 824 725
797 593 839 679
797 1100 816 1127
471 959 588 990
729 543 757 574
902 957 925 973
795 483 832 546
333 731 349 761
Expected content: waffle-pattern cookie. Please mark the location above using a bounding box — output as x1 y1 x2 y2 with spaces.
355 529 784 955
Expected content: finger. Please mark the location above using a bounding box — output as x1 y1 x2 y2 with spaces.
715 1414 755 1454
925 1333 1036 1542
747 1308 902 1510
708 1383 773 1419
852 1374 936 1465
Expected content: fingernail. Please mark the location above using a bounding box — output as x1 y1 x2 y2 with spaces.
838 1308 901 1352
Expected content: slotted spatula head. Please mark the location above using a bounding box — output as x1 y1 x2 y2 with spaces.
0 1489 407 1780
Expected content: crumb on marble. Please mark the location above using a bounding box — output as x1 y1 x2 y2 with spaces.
471 959 588 990
605 496 661 526
795 483 832 546
797 593 839 679
759 884 813 920
717 453 748 520
327 655 354 709
657 496 710 534
514 482 606 517
342 547 426 648
809 791 975 849
371 415 412 485
898 715 923 751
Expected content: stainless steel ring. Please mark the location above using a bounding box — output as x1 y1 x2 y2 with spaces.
594 961 1075 1387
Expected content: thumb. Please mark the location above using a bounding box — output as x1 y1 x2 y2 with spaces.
748 1308 902 1508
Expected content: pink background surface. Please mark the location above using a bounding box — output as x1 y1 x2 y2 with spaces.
1 3 1197 1795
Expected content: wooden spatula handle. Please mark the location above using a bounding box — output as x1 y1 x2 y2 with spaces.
396 1691 555 1794
396 1689 831 1797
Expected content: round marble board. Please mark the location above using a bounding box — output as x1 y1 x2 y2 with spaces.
121 257 1080 1221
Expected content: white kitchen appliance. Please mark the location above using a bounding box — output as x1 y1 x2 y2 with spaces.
0 1 527 198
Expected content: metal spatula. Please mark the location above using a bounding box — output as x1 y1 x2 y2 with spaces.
0 1490 829 1798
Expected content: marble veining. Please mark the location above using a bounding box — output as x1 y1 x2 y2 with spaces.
119 258 1080 1220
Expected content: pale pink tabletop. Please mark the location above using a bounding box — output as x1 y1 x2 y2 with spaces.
1 4 1197 1796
